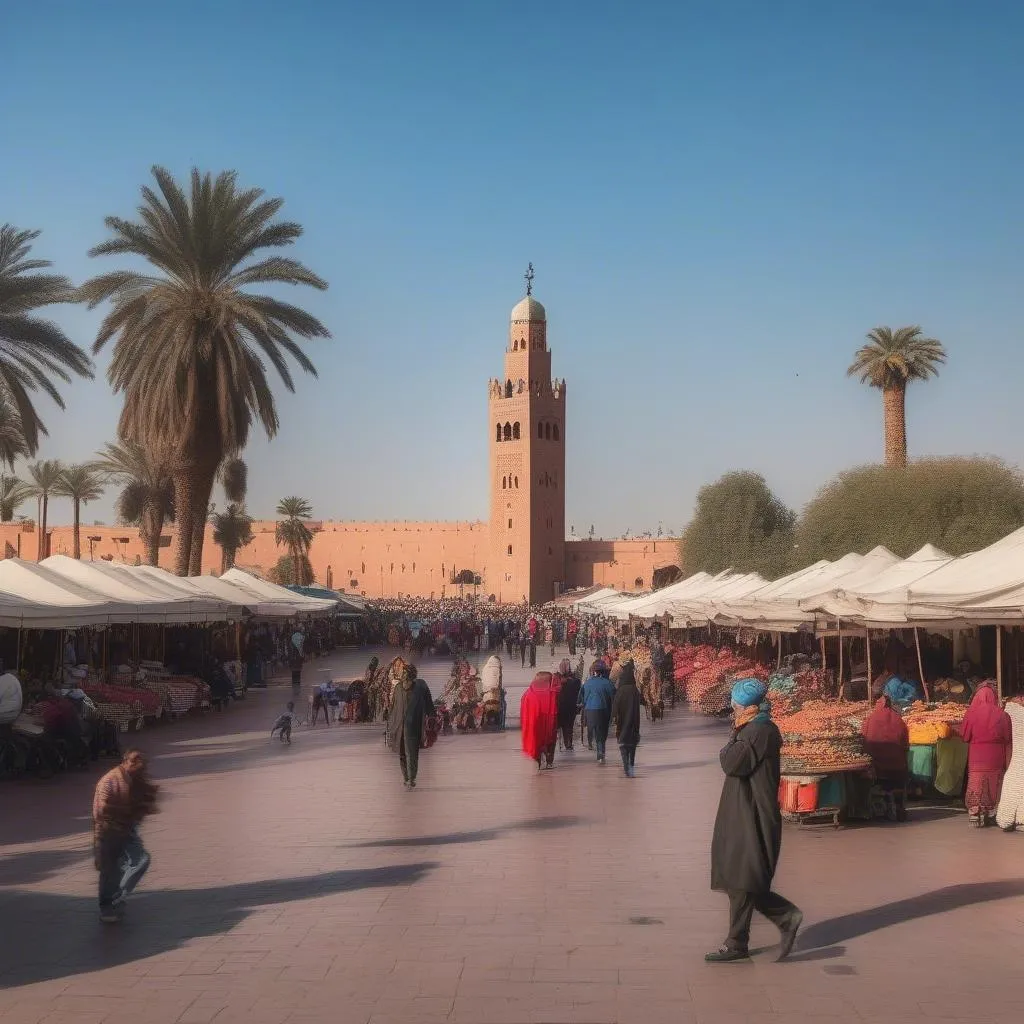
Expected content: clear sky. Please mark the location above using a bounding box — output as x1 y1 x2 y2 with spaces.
4 0 1023 538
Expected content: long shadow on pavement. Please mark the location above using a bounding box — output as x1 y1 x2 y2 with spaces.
346 815 584 848
797 879 1024 952
0 862 437 989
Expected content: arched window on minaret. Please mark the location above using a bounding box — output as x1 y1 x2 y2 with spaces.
514 475 518 488
512 422 520 439
553 424 560 441
512 339 518 351
503 422 512 441
496 423 502 443
537 421 543 440
502 476 507 489
505 379 513 398
544 423 551 440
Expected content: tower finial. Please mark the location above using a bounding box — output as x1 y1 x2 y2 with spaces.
524 262 534 296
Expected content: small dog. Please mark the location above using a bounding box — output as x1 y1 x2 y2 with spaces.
270 701 296 744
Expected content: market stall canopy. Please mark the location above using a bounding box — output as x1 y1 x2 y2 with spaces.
40 555 229 624
0 558 133 627
800 545 954 626
601 572 714 620
221 568 339 616
571 587 625 613
285 584 364 617
711 548 902 631
665 572 770 626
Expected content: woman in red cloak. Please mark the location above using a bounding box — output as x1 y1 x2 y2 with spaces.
521 671 560 771
961 683 1012 828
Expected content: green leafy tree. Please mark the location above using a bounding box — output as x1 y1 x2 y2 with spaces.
81 167 330 577
95 440 176 566
268 552 314 587
0 225 93 456
847 325 947 469
275 496 314 586
54 463 106 559
679 471 796 580
796 457 1024 561
24 459 64 559
0 476 31 522
211 502 254 573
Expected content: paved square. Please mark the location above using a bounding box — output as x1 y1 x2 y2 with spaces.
2 646 1024 1024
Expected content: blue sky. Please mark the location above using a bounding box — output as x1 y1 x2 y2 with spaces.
4 0 1023 537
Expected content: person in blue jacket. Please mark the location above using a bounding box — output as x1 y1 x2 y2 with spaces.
580 659 616 764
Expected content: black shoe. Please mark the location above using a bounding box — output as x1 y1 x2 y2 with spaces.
704 947 750 963
778 912 803 960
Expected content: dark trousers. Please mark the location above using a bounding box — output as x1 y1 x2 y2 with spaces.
529 642 536 668
97 830 149 909
586 710 610 758
537 742 555 768
399 735 420 783
311 693 331 724
568 636 577 656
727 890 800 952
619 743 637 773
520 646 526 667
559 719 575 750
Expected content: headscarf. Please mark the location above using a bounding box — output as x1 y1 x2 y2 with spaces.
962 682 1012 745
529 671 556 693
558 658 572 676
862 695 908 747
730 678 767 708
590 659 609 678
617 660 637 688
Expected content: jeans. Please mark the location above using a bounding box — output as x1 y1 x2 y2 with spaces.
726 890 800 952
399 734 420 784
586 710 610 759
97 829 150 909
619 743 637 774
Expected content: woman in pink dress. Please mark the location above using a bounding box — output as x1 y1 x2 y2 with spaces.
960 683 1012 828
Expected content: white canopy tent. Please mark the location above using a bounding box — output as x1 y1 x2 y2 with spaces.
0 558 131 627
601 572 719 620
572 587 627 614
665 572 771 627
40 555 229 623
221 568 339 616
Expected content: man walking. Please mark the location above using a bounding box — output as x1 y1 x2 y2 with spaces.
611 659 642 776
386 663 436 789
707 678 802 962
580 659 615 764
93 748 159 923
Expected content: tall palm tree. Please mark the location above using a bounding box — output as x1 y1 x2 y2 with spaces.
211 502 254 573
0 394 29 469
94 440 175 566
847 326 947 469
25 459 63 559
54 464 106 559
80 167 330 577
0 476 31 522
275 496 313 586
0 225 93 454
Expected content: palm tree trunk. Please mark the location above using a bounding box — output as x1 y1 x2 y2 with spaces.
221 546 230 574
141 498 163 566
188 465 217 576
72 499 81 559
883 384 908 469
172 472 195 576
293 545 300 587
40 494 48 560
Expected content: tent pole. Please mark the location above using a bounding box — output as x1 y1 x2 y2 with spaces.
16 627 22 674
996 625 1003 701
820 634 826 672
838 621 844 701
914 627 930 702
865 627 872 701
776 631 783 670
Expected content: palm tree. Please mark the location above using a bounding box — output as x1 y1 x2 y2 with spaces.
24 459 63 559
54 464 106 559
847 326 947 469
0 394 29 469
80 167 330 577
0 476 30 522
211 502 254 573
0 225 93 455
275 496 313 586
94 440 175 566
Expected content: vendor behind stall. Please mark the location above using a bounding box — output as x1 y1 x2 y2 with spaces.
862 696 910 785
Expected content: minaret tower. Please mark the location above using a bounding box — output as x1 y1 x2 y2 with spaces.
487 265 566 604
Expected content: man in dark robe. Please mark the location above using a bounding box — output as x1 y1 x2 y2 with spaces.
555 659 582 752
707 678 802 962
611 659 641 776
385 664 435 788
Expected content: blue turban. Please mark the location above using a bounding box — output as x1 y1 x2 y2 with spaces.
731 678 768 708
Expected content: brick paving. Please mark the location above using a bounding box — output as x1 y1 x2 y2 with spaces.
2 645 1024 1024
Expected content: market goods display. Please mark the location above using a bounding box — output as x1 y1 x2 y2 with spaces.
781 736 872 774
775 700 870 740
902 700 968 728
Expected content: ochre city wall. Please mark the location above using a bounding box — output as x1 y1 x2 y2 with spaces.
0 522 678 600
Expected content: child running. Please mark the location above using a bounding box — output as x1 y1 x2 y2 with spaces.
271 701 297 744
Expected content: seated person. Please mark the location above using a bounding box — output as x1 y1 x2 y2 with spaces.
882 674 920 707
862 695 910 785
